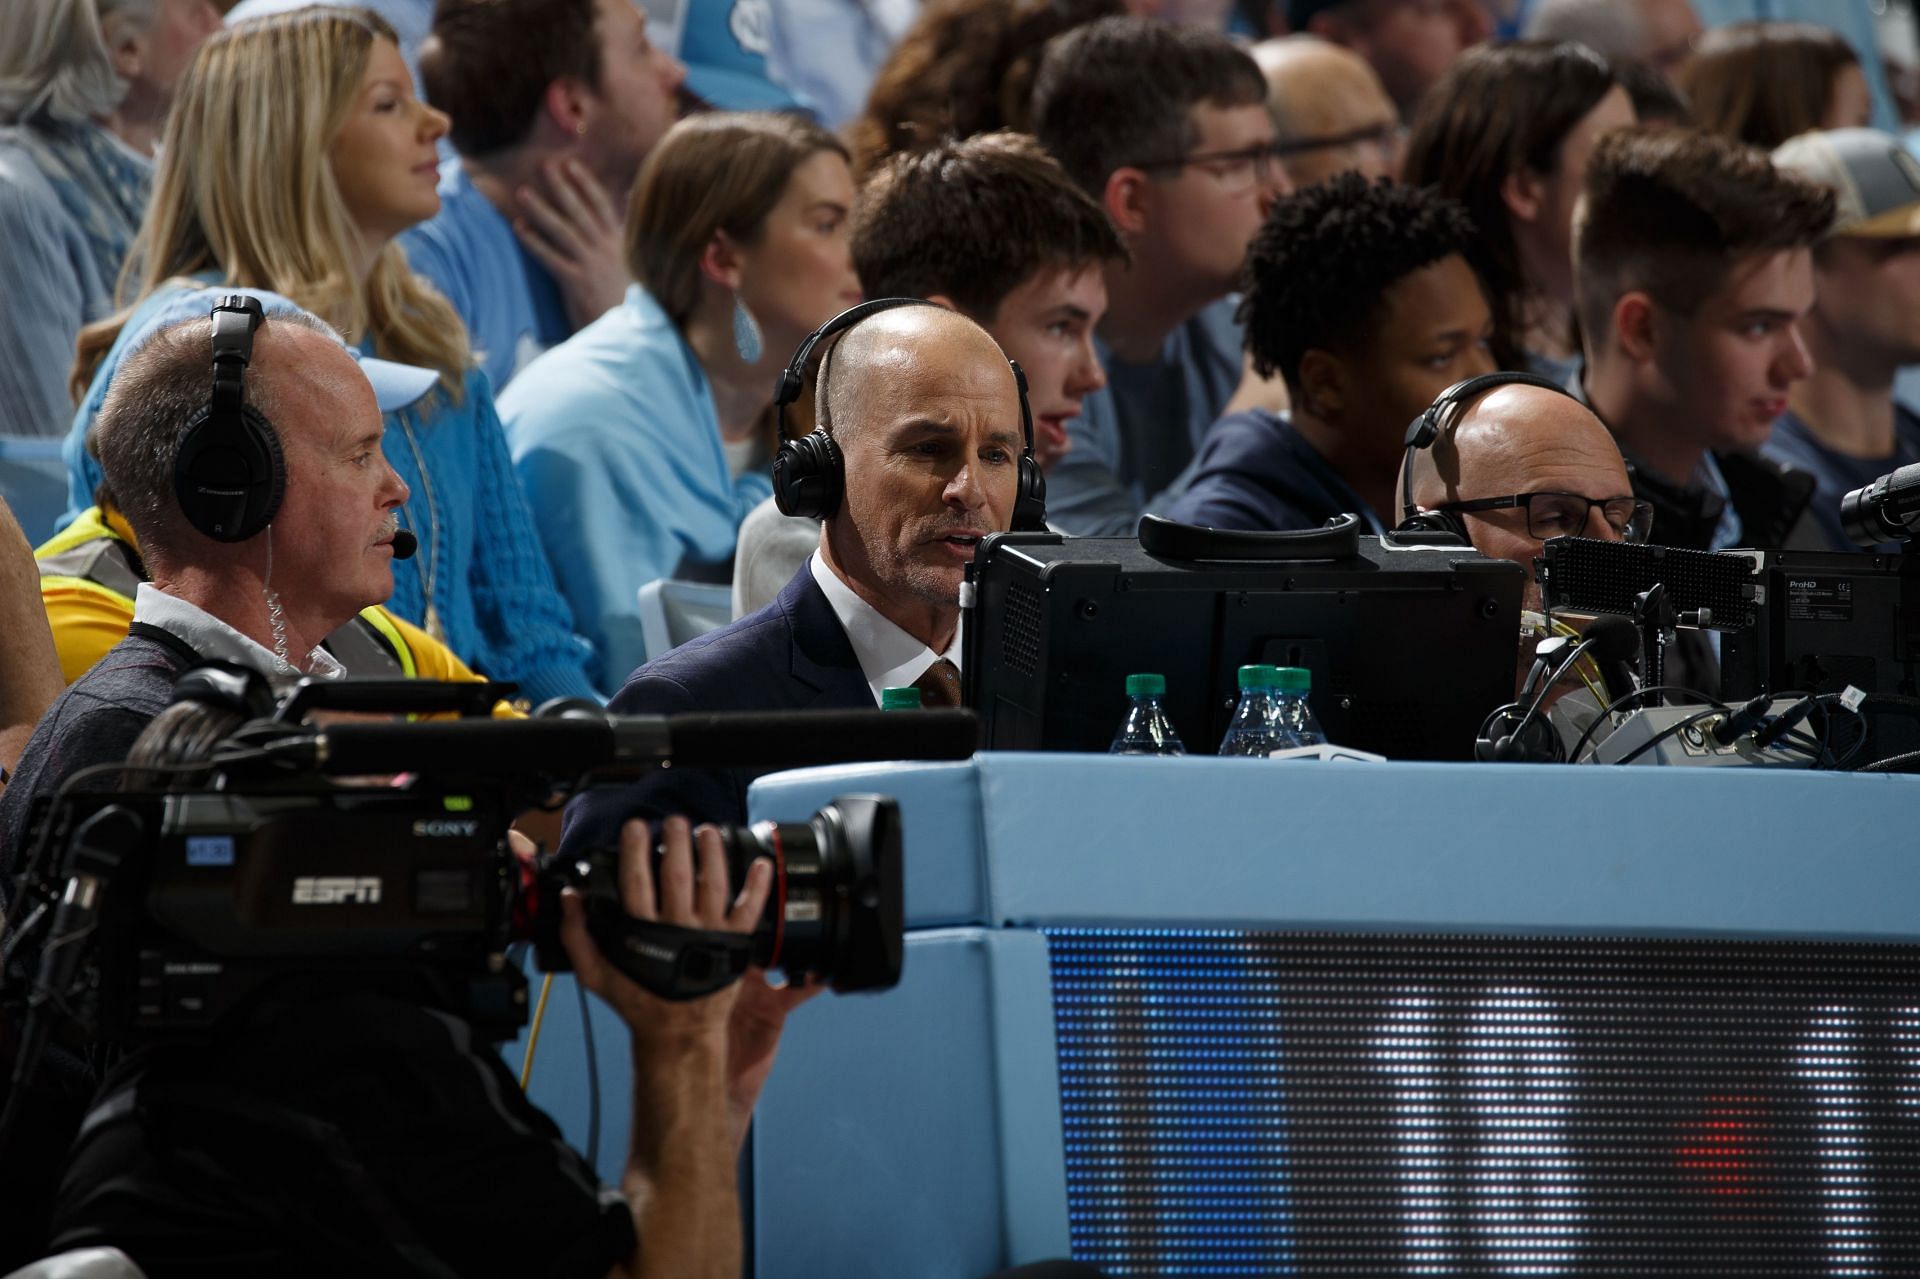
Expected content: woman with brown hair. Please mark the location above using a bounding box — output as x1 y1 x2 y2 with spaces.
1403 40 1636 380
846 0 1120 177
498 112 860 692
1679 21 1871 150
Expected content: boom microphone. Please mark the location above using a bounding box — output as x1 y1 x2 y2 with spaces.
390 529 417 559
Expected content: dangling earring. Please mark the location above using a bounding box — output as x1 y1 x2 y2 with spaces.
733 294 764 363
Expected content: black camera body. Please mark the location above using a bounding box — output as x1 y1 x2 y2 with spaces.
23 781 902 1047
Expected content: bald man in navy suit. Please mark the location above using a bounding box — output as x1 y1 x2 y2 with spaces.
560 305 1023 845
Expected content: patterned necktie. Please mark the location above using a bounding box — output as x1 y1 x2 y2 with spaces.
912 657 962 709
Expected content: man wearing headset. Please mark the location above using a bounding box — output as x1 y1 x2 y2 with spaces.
0 297 790 1277
562 303 1024 838
1399 374 1647 729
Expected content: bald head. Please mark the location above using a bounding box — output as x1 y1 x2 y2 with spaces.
1253 36 1401 187
1407 385 1625 513
1403 385 1634 607
823 305 1019 443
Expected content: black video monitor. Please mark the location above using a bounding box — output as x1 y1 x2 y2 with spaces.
963 521 1526 760
1721 549 1920 759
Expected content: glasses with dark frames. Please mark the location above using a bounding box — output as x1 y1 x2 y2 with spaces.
1435 491 1655 543
1127 142 1288 193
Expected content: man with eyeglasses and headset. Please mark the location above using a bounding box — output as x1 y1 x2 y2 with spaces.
1252 36 1404 189
1400 379 1650 730
1029 18 1290 536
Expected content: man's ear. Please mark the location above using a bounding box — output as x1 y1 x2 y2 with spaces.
1500 167 1546 227
542 77 591 140
1296 348 1345 420
924 293 959 311
98 9 147 83
1102 167 1152 238
699 231 745 291
1612 291 1659 363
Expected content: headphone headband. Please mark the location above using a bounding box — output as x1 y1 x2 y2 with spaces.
770 297 1048 530
1398 370 1575 527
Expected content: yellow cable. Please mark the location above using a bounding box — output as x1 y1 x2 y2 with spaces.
520 972 555 1090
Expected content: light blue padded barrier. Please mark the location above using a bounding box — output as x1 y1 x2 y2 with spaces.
737 755 1920 1273
757 754 1920 940
748 928 1069 1279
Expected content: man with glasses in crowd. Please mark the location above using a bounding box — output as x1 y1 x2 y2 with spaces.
1253 36 1404 189
1029 17 1289 535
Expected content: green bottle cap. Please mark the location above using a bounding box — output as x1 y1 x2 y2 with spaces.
1273 666 1311 692
1125 673 1166 698
880 686 922 710
1237 664 1282 691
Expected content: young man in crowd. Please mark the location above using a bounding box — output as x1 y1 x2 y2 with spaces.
733 131 1126 615
1766 127 1920 553
1028 17 1288 535
1164 172 1494 532
403 0 686 389
1573 126 1833 553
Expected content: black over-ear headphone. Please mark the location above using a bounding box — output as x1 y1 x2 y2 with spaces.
1395 370 1574 543
174 294 286 543
770 297 1049 531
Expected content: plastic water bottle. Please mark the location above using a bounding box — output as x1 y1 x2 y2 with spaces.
1273 666 1326 747
880 687 921 710
1217 664 1304 757
1109 673 1185 755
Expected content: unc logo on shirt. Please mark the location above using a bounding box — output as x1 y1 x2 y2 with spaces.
729 0 772 56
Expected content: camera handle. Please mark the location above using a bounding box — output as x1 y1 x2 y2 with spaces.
582 897 754 1001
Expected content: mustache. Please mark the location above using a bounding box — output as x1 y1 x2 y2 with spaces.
375 513 399 543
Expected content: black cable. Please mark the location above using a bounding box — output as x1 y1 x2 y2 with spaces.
1610 706 1726 766
576 974 600 1171
1569 683 1727 764
1857 749 1920 774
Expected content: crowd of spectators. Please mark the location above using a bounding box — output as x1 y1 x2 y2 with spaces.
1 0 1915 1271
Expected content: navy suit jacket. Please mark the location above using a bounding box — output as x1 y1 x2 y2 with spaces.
558 566 872 856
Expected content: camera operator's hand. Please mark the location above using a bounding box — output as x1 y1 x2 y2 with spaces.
558 816 772 1279
727 970 823 1152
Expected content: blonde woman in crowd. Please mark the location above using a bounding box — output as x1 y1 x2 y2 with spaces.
59 6 596 702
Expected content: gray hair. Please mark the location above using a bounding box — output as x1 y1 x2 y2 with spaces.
1521 0 1643 61
0 0 156 125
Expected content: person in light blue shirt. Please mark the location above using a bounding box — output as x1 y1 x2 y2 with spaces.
502 112 860 691
0 0 221 540
1029 20 1289 536
400 0 688 390
60 8 596 703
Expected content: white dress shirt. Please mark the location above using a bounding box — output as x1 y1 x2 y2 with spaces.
808 552 961 707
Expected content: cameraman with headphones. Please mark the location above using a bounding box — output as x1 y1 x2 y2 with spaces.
0 295 760 1275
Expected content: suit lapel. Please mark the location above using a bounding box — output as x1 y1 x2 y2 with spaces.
777 568 872 708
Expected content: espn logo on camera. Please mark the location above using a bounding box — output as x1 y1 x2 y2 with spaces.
292 876 383 905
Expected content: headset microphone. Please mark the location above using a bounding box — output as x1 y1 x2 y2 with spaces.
1476 615 1638 763
390 529 417 560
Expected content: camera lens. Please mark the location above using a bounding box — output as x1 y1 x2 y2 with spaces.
716 794 903 993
